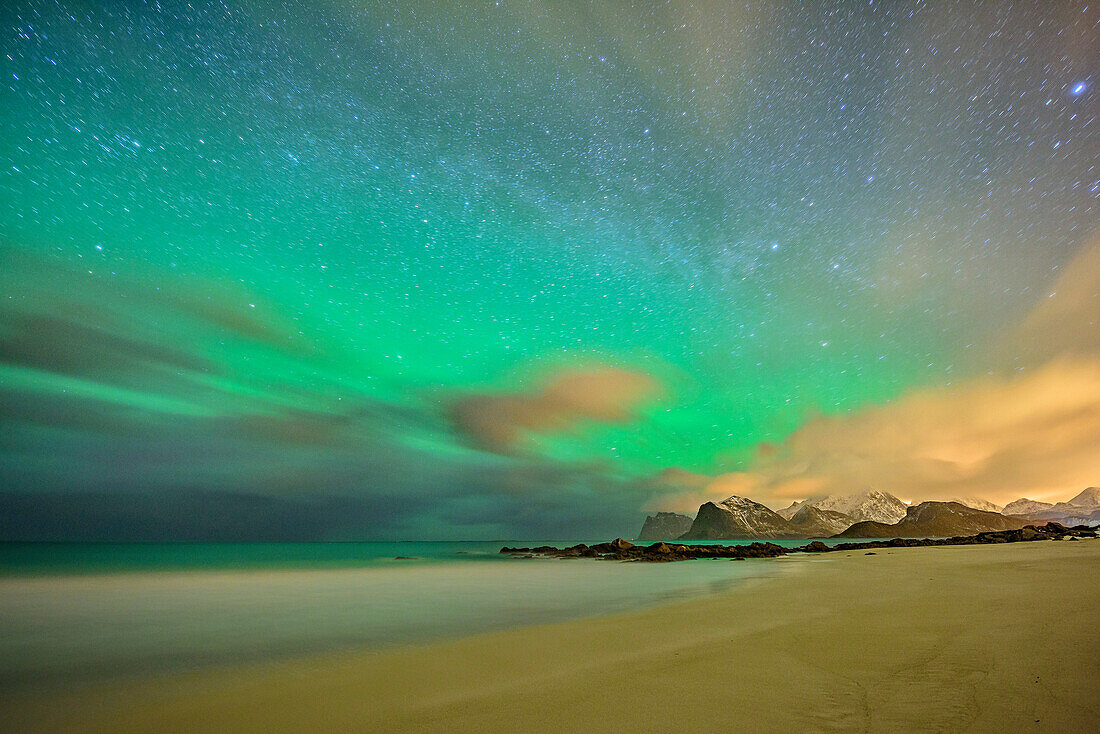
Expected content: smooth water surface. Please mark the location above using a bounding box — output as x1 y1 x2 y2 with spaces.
0 540 834 690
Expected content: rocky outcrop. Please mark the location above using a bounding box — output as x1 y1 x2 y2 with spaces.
778 490 907 525
835 501 1026 538
1002 498 1054 516
637 512 693 541
786 505 854 537
679 496 796 540
502 537 793 562
501 523 1097 563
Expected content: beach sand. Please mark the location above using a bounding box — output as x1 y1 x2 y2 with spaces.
3 540 1097 733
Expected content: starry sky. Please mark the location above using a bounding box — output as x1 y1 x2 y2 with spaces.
1 1 1097 540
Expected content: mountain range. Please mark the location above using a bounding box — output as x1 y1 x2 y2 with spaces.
1002 487 1100 526
637 486 1100 541
777 489 907 524
835 501 1026 538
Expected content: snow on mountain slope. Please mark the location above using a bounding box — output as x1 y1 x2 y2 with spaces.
777 489 907 524
950 497 1004 513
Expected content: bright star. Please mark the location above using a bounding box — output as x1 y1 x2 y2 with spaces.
1070 82 1086 95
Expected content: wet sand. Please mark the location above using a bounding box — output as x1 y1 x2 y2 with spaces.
3 540 1097 733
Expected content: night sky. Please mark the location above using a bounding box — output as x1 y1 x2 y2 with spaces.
1 1 1097 540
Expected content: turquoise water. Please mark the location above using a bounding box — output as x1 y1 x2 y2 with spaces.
0 539 845 576
0 541 835 690
0 540 521 576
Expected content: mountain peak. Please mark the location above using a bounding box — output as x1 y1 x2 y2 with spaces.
717 495 767 510
636 512 693 541
1067 487 1100 508
949 497 1004 513
777 489 907 524
1002 497 1054 515
680 496 794 540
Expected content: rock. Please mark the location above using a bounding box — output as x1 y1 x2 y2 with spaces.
499 522 1096 563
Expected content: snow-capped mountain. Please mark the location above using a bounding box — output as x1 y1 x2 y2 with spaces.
777 489 907 525
680 496 796 540
1065 487 1100 508
778 501 805 519
1001 498 1054 516
1024 487 1100 525
836 501 1026 538
1001 488 1100 526
950 497 1004 513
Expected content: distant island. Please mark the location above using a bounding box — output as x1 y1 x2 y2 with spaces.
637 487 1100 541
637 512 694 540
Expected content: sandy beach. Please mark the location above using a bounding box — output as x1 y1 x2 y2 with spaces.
3 539 1098 733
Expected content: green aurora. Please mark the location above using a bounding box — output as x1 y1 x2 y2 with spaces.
0 1 1096 539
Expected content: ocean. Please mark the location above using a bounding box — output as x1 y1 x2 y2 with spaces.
0 540 839 690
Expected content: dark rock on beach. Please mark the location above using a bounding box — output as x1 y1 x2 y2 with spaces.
500 523 1096 563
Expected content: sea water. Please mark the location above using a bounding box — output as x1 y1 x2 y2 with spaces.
0 540 839 689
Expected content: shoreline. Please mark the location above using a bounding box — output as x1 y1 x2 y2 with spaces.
2 539 1097 732
0 551 797 693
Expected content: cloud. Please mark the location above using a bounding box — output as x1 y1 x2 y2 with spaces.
648 235 1100 510
0 244 672 540
0 310 216 380
449 366 662 453
0 247 315 396
1000 240 1100 365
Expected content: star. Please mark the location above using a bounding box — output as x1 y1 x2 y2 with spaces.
0 0 1095 538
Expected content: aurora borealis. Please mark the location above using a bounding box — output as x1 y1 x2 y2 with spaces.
1 1 1097 539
